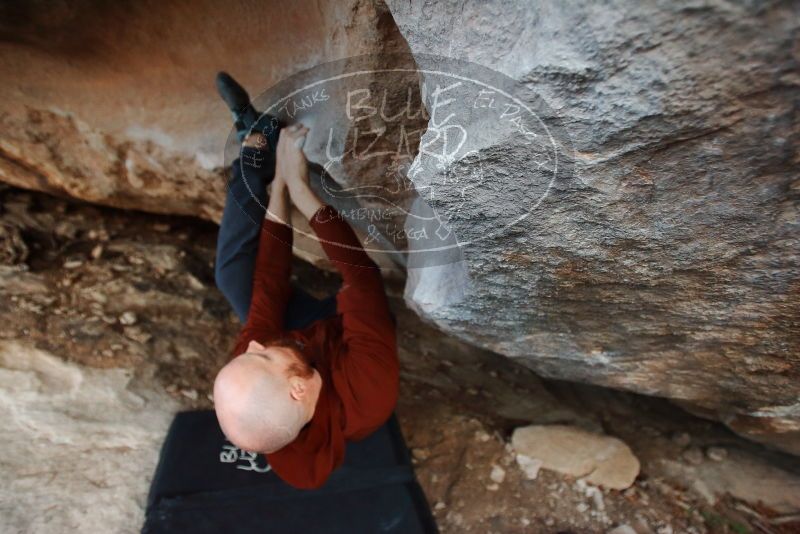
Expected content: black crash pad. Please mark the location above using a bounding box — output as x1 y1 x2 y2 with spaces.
142 410 437 533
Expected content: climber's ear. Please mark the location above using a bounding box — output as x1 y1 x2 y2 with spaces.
246 340 267 352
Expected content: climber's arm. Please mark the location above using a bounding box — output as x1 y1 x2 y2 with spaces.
304 200 399 439
229 139 294 357
281 124 399 438
278 128 400 439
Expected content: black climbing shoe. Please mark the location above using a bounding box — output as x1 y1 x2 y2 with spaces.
216 71 282 147
216 71 260 142
216 72 251 115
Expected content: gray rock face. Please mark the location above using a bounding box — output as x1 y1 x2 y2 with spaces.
0 341 178 532
385 0 800 452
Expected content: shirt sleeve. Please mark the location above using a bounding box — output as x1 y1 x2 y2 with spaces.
229 217 294 358
308 204 399 440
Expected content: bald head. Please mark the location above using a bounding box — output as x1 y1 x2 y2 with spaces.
213 351 309 453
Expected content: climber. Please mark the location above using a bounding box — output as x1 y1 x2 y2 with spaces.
211 72 399 490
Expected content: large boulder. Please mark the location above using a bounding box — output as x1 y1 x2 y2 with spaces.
385 0 800 452
0 0 422 274
0 0 415 223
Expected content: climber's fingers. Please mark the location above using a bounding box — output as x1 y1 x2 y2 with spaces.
279 123 309 150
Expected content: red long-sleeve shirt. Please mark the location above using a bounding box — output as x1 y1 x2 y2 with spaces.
228 204 399 489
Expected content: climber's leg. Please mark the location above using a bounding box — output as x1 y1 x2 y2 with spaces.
214 145 272 323
213 81 337 329
216 71 261 143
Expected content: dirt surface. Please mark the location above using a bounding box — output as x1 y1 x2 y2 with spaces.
2 184 799 533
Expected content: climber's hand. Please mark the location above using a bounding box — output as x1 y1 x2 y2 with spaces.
275 123 309 193
277 123 323 220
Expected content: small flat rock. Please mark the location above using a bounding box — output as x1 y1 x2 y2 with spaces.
489 464 505 483
185 273 205 290
681 446 704 465
123 326 152 344
119 311 138 325
411 447 430 461
474 430 491 442
511 424 640 490
706 446 727 462
515 453 543 480
180 388 198 401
